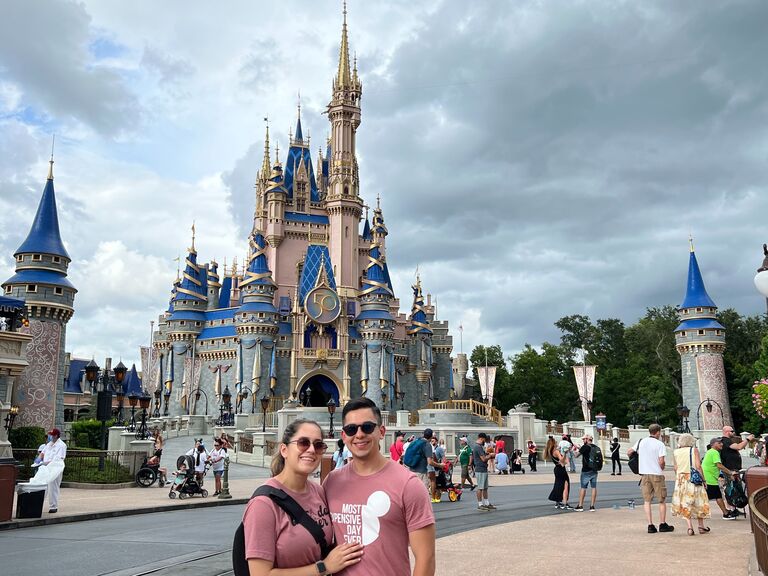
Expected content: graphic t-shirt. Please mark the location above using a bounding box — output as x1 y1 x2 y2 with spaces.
458 445 471 466
702 448 722 486
323 460 435 576
472 443 488 473
242 478 332 568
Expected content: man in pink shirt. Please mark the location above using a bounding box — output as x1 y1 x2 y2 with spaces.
324 398 436 576
389 430 405 464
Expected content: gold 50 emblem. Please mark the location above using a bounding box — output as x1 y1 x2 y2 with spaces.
305 287 341 324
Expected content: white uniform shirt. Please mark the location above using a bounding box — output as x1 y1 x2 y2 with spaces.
42 439 67 464
633 436 666 475
192 449 209 472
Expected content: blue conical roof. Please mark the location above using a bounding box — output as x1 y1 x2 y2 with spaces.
408 279 432 335
680 251 717 309
362 218 372 241
241 233 275 287
295 116 303 141
15 168 70 259
360 245 393 297
124 364 143 396
172 250 207 302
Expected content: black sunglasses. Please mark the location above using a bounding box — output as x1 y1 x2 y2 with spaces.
342 421 378 436
287 437 328 453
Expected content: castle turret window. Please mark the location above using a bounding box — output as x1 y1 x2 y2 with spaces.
53 256 61 263
698 329 705 335
15 255 23 262
54 287 63 295
26 285 36 293
32 254 41 261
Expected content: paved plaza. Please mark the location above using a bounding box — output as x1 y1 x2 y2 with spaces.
1 435 754 576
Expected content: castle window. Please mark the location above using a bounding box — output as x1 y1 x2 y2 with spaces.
716 330 722 335
351 339 357 344
680 331 686 337
258 313 265 318
26 285 37 293
32 254 41 261
696 307 702 312
4 286 10 294
54 287 63 295
180 321 185 326
280 336 287 341
345 226 349 238
53 256 61 263
16 255 23 262
195 322 201 327
698 329 705 336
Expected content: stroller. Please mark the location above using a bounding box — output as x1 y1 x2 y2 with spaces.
435 461 463 502
135 456 161 487
169 455 209 499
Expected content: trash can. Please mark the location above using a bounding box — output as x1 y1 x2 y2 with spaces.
16 483 46 519
745 466 768 496
0 463 18 522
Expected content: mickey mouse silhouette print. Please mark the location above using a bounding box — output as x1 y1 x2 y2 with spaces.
331 490 391 544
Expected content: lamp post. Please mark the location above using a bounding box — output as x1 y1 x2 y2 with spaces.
3 405 19 432
397 391 405 411
127 391 139 432
260 395 270 433
113 361 127 426
327 397 337 438
676 404 691 433
135 389 152 440
85 359 112 451
696 397 725 430
163 387 170 417
152 388 161 418
220 385 233 426
194 387 209 416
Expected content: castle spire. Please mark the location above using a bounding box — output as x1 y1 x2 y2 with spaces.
681 246 716 309
295 94 303 141
336 1 352 89
261 121 271 178
14 153 70 260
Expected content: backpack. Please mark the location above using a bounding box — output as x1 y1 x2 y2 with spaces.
232 485 332 576
628 439 642 475
724 476 748 509
403 438 427 469
587 444 604 471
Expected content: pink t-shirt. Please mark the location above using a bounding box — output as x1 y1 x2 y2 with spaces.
323 460 435 576
389 439 404 462
242 478 333 568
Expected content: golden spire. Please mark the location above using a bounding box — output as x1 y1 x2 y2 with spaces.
336 0 352 89
190 221 196 252
689 234 695 253
274 142 280 166
47 134 55 180
261 120 271 177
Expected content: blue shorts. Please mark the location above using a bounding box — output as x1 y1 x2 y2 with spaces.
580 470 598 489
213 470 224 477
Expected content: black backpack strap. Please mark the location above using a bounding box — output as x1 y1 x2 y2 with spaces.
254 485 331 557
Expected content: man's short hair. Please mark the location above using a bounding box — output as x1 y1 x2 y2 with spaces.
423 428 433 439
648 423 662 435
342 397 382 424
478 432 489 441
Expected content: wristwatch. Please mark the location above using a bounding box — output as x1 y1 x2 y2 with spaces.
315 561 327 575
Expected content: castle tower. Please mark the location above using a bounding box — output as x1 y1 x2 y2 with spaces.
2 157 76 429
235 230 280 406
326 5 363 293
674 242 732 429
408 275 434 400
164 229 206 414
357 207 395 408
206 260 221 310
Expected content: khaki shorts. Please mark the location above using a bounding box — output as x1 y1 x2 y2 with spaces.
640 474 667 502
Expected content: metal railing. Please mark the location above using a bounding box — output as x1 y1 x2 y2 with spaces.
568 427 584 437
427 399 503 426
618 429 630 442
13 449 145 484
546 423 564 435
749 484 768 573
387 412 397 425
239 435 253 454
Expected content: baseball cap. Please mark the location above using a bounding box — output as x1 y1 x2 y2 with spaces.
47 428 61 437
423 428 433 439
459 436 468 443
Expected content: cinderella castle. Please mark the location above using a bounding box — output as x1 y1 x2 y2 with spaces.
148 8 456 415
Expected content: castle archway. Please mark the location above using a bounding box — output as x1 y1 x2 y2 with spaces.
297 371 341 407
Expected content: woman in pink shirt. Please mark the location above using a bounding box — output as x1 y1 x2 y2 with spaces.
389 431 405 463
242 419 363 575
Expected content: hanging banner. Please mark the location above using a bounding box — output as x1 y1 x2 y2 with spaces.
251 339 262 395
476 366 497 406
572 364 598 421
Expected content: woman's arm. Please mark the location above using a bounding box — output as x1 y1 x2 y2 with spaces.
247 542 363 576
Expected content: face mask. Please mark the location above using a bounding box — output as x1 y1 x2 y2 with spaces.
47 435 53 442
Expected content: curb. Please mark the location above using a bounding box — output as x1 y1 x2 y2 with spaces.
0 496 249 531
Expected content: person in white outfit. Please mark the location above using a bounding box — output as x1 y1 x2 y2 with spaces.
40 428 67 513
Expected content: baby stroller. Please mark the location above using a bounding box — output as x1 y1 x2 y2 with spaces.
435 461 463 502
169 455 209 499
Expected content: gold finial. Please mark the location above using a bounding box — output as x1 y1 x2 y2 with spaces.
223 256 228 276
275 142 280 165
47 134 55 180
376 193 381 210
689 234 695 253
297 90 301 118
174 255 180 282
190 221 196 252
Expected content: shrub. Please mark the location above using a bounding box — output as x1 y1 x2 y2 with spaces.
70 418 115 450
9 426 46 449
75 433 90 448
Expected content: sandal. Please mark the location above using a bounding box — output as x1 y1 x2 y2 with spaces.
687 528 695 536
698 526 711 534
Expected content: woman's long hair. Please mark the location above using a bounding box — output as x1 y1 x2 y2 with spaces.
544 437 556 460
270 419 322 477
336 438 345 460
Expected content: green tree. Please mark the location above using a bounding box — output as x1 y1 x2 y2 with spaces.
469 345 512 412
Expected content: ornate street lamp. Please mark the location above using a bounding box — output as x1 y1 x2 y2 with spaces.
3 405 19 432
676 404 691 433
397 391 405 411
113 361 127 426
163 387 170 417
260 395 270 433
135 389 152 440
194 387 209 416
152 388 161 418
221 385 233 426
127 390 139 432
327 397 337 438
696 397 725 430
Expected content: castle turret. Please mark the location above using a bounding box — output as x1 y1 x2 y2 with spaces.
674 241 732 429
2 157 76 428
265 152 287 249
207 260 221 310
326 5 363 293
408 275 433 395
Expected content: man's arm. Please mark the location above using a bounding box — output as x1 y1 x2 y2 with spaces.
728 437 749 451
658 456 665 471
409 524 436 576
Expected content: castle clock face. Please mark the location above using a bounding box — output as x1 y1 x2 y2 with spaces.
305 286 341 324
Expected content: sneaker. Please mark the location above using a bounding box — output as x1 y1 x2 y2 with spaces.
610 473 615 476
486 504 497 510
574 506 584 512
477 505 490 511
431 498 441 503
555 502 563 509
658 523 674 533
617 473 622 476
589 506 596 512
648 524 657 533
48 508 57 514
562 504 575 511
470 485 476 491
723 511 737 520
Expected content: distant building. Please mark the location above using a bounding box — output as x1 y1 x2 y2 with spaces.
149 8 454 415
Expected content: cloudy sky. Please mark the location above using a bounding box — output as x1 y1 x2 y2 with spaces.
1 0 767 371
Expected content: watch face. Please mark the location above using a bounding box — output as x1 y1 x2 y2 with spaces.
306 286 341 324
316 561 327 573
